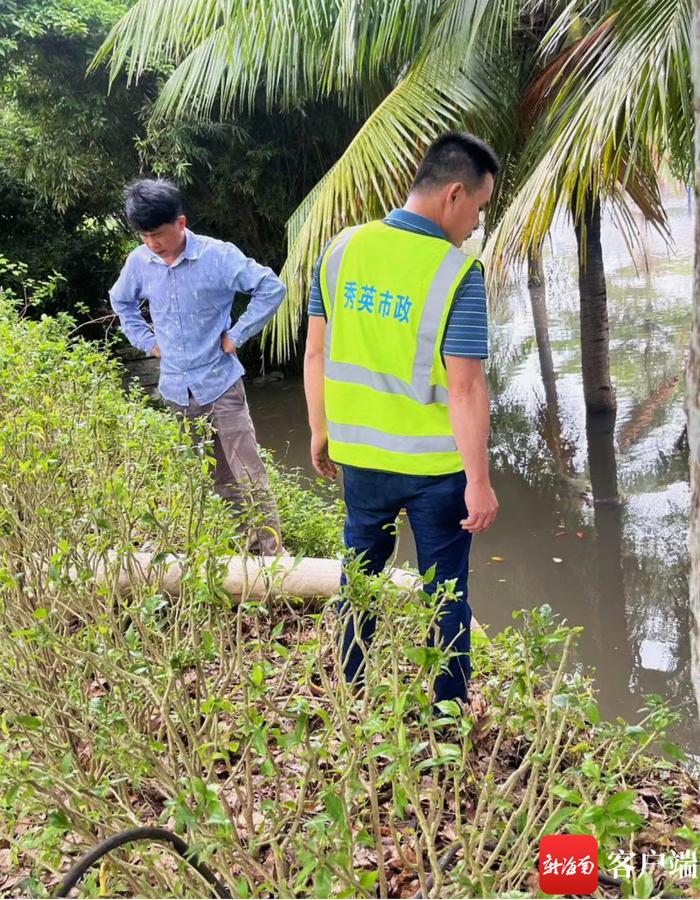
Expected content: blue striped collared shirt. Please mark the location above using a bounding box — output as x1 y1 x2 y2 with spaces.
308 208 488 358
110 229 286 406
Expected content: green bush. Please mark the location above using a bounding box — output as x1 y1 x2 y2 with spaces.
0 299 698 899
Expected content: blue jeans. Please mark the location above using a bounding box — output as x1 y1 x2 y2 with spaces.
339 465 472 703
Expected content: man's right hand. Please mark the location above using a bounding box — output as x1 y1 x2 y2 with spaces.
150 344 161 358
311 432 337 479
461 481 498 533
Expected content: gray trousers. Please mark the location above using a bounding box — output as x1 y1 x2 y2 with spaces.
165 379 282 555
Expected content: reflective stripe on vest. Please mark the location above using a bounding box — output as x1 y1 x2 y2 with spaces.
320 221 478 475
323 228 470 406
327 422 458 454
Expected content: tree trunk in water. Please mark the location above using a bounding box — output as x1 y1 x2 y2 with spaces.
528 252 574 478
586 410 630 681
686 0 700 719
574 190 616 413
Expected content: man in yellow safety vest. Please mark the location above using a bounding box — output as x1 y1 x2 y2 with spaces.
303 132 500 705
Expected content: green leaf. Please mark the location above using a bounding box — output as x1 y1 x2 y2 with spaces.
405 646 442 669
313 865 332 898
551 784 583 804
435 700 461 718
624 725 646 736
542 806 576 834
16 715 42 730
359 870 379 890
581 758 600 780
660 740 686 761
48 809 71 832
584 700 600 724
232 878 250 898
636 872 654 898
552 693 573 708
323 790 345 826
606 790 637 813
393 783 409 817
675 825 700 847
417 753 460 771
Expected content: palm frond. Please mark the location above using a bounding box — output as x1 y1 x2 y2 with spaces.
542 0 692 186
416 0 520 68
484 0 689 275
93 0 339 112
321 0 443 97
90 0 223 85
93 0 463 118
266 58 496 360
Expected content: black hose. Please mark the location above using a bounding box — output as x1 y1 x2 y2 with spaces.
413 843 461 898
54 826 231 898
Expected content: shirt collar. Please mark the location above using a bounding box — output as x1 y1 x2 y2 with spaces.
384 208 447 240
147 228 201 266
182 229 201 260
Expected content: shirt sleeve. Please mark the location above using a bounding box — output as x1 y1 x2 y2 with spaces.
108 254 157 355
308 251 326 318
442 263 489 359
223 243 287 348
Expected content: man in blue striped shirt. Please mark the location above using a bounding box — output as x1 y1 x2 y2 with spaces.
304 132 499 707
110 179 286 554
307 213 489 360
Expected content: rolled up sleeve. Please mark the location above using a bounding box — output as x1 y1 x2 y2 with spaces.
224 246 286 348
109 255 157 354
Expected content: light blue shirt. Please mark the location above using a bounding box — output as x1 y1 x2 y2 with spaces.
109 229 286 406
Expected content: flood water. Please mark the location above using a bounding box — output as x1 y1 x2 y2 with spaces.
246 191 697 751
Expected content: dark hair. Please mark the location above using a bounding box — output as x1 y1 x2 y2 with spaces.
125 178 184 232
411 132 500 194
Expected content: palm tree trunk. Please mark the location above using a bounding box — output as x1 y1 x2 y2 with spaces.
573 188 616 413
586 410 619 507
528 252 557 391
586 410 630 682
686 0 700 719
528 252 573 477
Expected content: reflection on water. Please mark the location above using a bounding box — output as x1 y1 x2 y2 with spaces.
247 194 696 750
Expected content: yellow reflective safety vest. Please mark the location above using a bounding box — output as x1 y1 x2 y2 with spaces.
319 220 480 476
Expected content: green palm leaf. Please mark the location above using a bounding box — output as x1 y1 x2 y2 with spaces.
485 0 687 271
91 0 224 85
267 58 496 360
93 0 474 118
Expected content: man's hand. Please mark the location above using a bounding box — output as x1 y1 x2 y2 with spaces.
221 334 237 354
311 432 337 479
461 481 498 533
150 344 161 358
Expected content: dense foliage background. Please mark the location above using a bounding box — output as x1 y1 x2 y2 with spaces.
0 0 356 336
